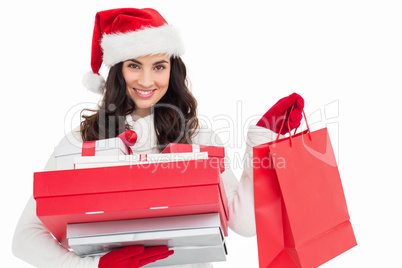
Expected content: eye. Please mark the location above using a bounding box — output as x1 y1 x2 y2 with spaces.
128 63 140 69
154 65 166 71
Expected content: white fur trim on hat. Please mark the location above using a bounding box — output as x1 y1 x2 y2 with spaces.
82 71 106 94
101 24 185 66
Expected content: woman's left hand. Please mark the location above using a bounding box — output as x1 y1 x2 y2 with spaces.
98 245 173 268
256 93 304 134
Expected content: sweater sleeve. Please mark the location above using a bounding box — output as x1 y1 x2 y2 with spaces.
12 130 101 268
194 125 279 237
225 125 280 237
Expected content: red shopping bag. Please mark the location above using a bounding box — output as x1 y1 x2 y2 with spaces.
253 110 356 268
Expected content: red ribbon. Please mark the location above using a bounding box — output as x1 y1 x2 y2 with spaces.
117 130 137 155
81 130 137 156
81 141 96 156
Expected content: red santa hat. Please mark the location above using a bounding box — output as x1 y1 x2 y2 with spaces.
82 8 185 94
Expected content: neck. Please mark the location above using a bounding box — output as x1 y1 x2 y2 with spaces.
131 107 152 120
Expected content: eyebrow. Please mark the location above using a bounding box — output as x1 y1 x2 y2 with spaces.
126 59 169 65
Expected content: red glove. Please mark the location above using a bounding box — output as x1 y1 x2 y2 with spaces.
256 93 304 134
99 245 174 268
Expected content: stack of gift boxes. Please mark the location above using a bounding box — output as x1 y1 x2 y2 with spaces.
33 131 228 266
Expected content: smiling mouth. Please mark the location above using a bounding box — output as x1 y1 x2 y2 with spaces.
133 88 156 98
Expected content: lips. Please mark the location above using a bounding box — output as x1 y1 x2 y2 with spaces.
133 88 156 98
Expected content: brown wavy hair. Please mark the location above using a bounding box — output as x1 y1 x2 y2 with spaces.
80 57 199 151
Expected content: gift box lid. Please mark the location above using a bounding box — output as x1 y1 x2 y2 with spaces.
34 159 221 198
162 143 225 173
162 143 225 158
73 152 208 169
54 137 130 158
67 213 223 239
69 228 226 257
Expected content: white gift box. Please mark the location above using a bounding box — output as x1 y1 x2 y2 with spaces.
67 213 227 266
55 138 130 170
73 152 209 169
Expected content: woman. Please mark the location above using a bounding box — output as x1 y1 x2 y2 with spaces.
12 8 304 268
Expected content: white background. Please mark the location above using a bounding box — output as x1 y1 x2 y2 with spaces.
1 0 401 267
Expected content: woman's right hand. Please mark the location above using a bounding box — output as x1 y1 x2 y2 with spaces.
256 92 304 134
98 245 174 268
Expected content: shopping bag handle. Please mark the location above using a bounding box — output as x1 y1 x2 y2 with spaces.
276 105 312 146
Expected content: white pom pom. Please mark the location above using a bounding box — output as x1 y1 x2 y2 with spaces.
82 71 106 94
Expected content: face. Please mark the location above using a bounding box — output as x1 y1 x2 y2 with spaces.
122 54 171 117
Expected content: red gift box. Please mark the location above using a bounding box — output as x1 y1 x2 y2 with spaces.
162 143 225 172
34 159 229 248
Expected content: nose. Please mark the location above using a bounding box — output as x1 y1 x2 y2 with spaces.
138 70 154 88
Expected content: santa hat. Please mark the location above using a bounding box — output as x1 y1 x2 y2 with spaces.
82 8 185 94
